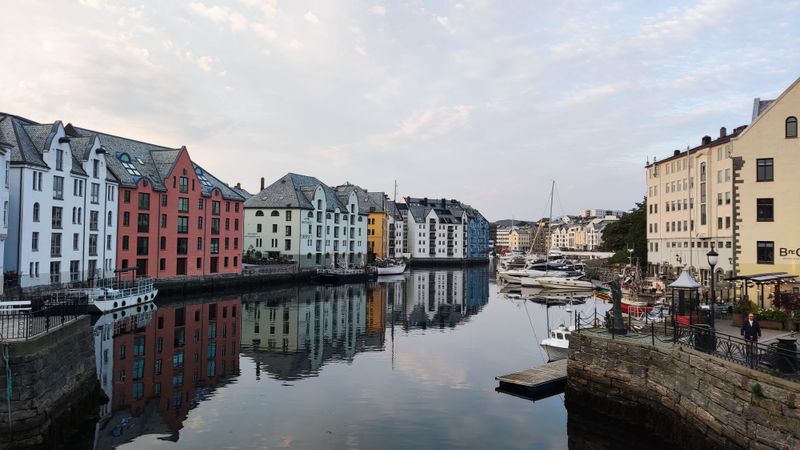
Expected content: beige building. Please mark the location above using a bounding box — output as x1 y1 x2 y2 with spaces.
731 79 800 289
508 228 532 252
645 126 745 283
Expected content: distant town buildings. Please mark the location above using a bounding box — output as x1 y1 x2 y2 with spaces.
492 212 618 254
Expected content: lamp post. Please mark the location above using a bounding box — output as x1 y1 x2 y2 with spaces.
707 246 719 329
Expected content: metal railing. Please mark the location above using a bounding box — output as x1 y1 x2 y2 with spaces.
0 297 88 341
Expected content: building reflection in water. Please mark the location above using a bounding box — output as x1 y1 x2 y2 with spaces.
93 298 242 447
241 267 490 381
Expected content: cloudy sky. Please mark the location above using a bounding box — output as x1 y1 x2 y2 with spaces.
2 1 798 221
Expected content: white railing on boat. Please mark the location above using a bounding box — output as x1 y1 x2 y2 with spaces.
316 268 369 276
58 278 156 303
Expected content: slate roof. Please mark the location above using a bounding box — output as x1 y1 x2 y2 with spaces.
752 98 775 122
245 173 346 211
0 114 47 167
403 197 467 224
333 183 385 214
387 201 403 219
232 184 251 200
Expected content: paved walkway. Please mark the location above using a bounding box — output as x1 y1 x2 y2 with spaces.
715 321 797 344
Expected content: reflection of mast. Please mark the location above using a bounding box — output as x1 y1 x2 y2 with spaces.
390 285 395 371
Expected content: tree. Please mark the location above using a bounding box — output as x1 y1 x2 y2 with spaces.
600 198 646 267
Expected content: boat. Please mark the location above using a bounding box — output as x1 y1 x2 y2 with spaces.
538 275 594 290
313 267 376 284
375 261 406 275
540 324 572 361
75 277 158 314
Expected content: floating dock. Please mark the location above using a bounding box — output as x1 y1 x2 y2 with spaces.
495 359 568 400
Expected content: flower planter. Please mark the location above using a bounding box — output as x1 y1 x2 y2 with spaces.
759 319 784 331
731 313 744 327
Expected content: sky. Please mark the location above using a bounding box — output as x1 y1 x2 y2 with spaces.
2 0 799 221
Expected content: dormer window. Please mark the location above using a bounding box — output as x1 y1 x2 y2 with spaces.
786 116 797 138
118 153 142 176
195 167 213 187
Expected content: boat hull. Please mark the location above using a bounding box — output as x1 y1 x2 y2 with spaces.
90 288 159 314
540 342 568 362
376 263 406 275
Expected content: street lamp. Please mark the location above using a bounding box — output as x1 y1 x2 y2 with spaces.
707 245 719 329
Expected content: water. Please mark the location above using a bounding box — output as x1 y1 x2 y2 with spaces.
84 266 612 449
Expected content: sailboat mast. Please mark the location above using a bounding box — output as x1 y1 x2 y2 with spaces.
547 180 555 274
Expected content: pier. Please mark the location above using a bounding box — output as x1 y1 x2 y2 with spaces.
496 359 567 400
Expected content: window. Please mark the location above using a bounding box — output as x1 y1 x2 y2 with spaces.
89 234 97 256
53 176 64 199
70 260 79 281
255 210 264 217
179 176 189 193
272 224 278 233
31 232 38 251
226 201 230 212
286 210 292 221
122 236 129 251
136 237 149 255
55 149 64 171
160 236 167 250
757 241 774 264
91 183 100 204
177 238 188 255
211 218 220 234
256 224 262 233
51 233 61 257
138 193 150 210
160 214 167 228
107 211 113 227
210 238 219 254
198 198 204 210
52 207 62 228
90 211 98 230
197 216 203 230
787 116 797 138
177 216 189 234
137 214 149 233
178 197 189 212
123 190 130 203
756 158 774 181
33 203 40 222
285 226 291 236
285 239 291 251
161 194 168 207
197 237 203 250
757 198 774 222
118 153 141 176
212 201 220 215
123 212 130 226
73 233 79 250
225 218 230 230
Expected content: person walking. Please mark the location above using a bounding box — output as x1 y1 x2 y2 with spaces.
741 312 761 366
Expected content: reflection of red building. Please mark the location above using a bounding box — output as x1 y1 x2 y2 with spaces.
111 298 241 435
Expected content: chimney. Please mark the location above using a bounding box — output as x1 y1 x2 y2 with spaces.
441 198 446 207
423 197 428 205
673 150 680 156
236 182 241 189
260 177 265 191
719 127 727 138
701 135 712 145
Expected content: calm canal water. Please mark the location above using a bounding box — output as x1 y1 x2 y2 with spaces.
85 266 621 449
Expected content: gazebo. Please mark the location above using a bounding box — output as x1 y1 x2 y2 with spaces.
670 268 701 327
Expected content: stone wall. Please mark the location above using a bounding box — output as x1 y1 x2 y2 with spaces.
567 333 800 450
0 316 98 448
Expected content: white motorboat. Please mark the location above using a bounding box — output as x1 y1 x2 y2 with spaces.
537 275 594 290
540 324 572 362
68 277 159 314
376 262 406 275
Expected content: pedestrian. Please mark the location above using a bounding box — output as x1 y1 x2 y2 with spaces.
741 312 762 343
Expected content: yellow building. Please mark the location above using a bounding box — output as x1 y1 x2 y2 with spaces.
335 184 388 262
508 228 532 252
731 79 800 301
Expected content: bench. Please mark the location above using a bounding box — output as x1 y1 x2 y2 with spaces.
0 300 32 314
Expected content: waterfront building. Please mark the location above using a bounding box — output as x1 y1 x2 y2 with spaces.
549 215 617 252
387 201 407 259
579 208 625 218
244 173 367 268
334 184 387 262
463 205 490 259
0 115 119 287
495 226 512 250
508 228 532 252
645 127 744 280
403 197 465 261
0 141 9 293
92 133 245 278
731 79 800 282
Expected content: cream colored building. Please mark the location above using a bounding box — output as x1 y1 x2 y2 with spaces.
508 228 532 252
645 127 744 283
731 79 800 286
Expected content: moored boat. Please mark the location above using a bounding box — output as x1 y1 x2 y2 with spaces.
73 277 159 314
376 262 406 275
537 275 594 290
540 324 572 362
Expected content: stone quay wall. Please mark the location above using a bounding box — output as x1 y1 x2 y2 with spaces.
567 332 800 450
0 316 97 448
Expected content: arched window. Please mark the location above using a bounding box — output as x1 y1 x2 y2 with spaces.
255 210 264 217
33 203 40 222
270 211 280 217
786 116 797 138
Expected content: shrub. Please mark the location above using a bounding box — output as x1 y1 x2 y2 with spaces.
755 308 787 321
751 383 764 398
733 299 756 314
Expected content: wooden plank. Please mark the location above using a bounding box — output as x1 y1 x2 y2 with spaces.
496 359 568 389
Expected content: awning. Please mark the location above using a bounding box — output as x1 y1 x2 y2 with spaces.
723 272 798 283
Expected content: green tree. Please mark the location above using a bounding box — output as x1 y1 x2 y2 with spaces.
600 198 647 267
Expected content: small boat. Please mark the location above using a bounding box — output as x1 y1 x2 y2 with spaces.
313 268 376 284
540 324 572 362
537 275 594 290
376 262 406 275
76 277 158 314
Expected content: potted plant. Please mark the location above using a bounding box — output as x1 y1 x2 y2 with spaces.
755 309 788 330
732 299 755 326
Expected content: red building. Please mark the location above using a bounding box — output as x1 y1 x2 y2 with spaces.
85 134 245 277
108 299 241 439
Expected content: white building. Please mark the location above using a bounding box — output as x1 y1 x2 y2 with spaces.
0 115 119 288
244 173 368 268
387 201 407 259
403 197 465 260
0 142 9 294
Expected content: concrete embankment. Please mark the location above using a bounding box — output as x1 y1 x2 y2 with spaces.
154 268 315 298
0 316 100 448
567 332 800 450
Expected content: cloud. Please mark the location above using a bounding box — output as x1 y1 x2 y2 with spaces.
562 83 623 105
189 1 249 32
287 39 304 49
369 5 386 16
196 55 216 72
436 16 454 33
377 105 474 143
638 0 741 43
304 11 320 25
354 45 366 56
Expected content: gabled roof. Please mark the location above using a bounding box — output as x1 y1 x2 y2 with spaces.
333 183 385 214
245 173 346 211
735 77 800 141
0 114 47 167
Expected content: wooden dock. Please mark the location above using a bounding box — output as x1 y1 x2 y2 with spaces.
495 359 568 400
